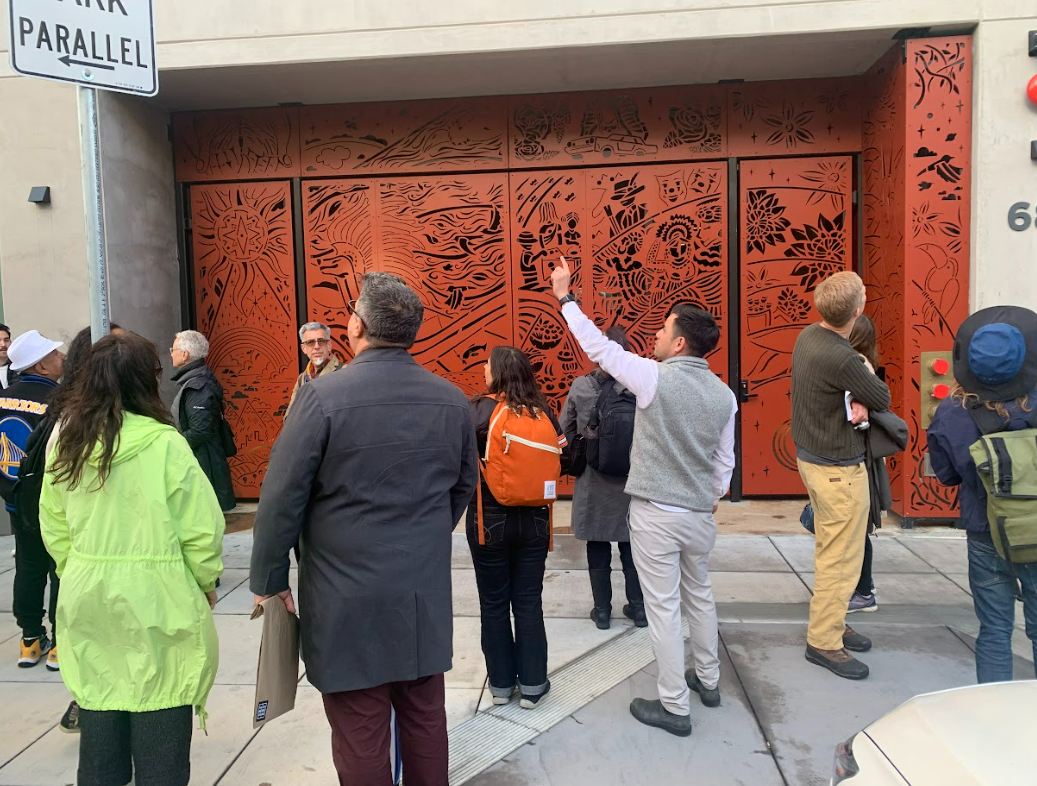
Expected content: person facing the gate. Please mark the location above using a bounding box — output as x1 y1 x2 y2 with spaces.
790 271 890 681
467 346 567 711
250 272 478 786
287 321 342 415
551 257 736 738
560 325 647 631
926 306 1037 683
170 330 236 512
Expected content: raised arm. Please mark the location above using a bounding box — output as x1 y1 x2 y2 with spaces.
551 257 660 407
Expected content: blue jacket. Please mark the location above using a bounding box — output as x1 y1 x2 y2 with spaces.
926 389 1037 532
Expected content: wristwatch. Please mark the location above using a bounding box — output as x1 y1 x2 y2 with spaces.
558 293 578 306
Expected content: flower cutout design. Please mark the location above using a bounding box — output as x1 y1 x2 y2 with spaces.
912 202 940 238
801 161 848 209
785 212 847 290
762 104 816 148
744 190 792 254
777 287 811 322
818 88 849 114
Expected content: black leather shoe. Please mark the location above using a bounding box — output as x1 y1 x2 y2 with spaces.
623 603 648 628
590 607 611 630
805 645 870 680
685 670 720 708
629 698 691 737
842 627 872 653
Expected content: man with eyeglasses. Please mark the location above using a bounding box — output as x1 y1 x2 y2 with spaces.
288 321 342 415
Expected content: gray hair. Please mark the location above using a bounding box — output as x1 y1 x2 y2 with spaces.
299 322 331 342
175 330 210 361
356 272 424 348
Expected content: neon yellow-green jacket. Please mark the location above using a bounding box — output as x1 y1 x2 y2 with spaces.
40 413 225 723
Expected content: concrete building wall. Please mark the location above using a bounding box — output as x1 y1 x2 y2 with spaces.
96 91 179 402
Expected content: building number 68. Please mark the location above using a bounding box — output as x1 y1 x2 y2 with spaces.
1008 202 1036 231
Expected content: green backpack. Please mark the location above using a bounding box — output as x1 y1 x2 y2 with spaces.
968 406 1037 574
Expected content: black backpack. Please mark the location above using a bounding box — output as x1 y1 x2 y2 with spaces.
12 417 56 532
586 378 637 477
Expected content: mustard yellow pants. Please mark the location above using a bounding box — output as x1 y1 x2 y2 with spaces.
798 460 869 651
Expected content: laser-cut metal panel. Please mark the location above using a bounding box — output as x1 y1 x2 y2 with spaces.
728 79 861 158
300 98 507 176
303 175 513 398
509 85 727 169
190 182 297 497
174 109 301 182
587 163 730 382
739 157 854 495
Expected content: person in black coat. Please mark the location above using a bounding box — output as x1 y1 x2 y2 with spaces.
251 273 478 785
170 330 235 512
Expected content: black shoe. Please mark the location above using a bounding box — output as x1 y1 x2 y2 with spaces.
842 627 872 653
685 670 720 708
588 568 613 631
59 701 81 734
519 680 550 710
629 698 691 737
623 603 648 628
805 645 869 680
590 607 611 630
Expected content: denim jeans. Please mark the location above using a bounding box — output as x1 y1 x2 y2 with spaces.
967 531 1037 683
466 502 550 698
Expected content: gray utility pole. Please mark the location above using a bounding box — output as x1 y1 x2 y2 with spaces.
78 86 111 341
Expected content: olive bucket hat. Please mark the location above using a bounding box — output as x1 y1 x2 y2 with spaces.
952 306 1037 401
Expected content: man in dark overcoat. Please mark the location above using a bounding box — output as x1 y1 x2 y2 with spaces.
251 272 478 785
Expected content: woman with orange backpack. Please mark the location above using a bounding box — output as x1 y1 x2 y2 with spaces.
468 346 567 710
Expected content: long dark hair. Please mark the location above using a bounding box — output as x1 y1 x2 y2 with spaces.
47 327 93 422
849 313 879 371
485 346 551 415
50 333 172 490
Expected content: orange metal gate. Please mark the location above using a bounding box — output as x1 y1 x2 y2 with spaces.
738 156 854 495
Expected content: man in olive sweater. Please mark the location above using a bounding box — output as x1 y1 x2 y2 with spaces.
791 271 890 680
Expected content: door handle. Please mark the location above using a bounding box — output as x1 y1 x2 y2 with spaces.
738 380 758 403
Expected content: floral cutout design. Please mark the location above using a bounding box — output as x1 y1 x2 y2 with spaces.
785 212 847 290
800 160 849 209
761 104 816 149
744 190 792 253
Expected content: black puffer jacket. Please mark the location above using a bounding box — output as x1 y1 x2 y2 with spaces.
172 359 235 511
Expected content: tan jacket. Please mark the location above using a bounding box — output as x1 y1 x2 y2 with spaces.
287 355 343 415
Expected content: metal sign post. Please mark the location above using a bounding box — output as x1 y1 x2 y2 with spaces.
79 86 110 341
8 0 158 340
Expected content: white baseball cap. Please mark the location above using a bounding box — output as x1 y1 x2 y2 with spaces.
9 330 64 372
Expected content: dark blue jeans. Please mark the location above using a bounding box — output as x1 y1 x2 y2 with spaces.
967 532 1037 683
466 501 550 698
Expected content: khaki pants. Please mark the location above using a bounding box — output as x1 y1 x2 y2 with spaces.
627 498 719 717
798 460 869 651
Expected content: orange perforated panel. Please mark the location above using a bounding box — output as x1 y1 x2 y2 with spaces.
190 182 297 497
739 157 854 495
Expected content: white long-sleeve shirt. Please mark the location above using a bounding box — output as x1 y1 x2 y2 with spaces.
562 302 737 503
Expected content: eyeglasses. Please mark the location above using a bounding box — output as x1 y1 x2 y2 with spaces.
347 299 365 326
301 338 331 348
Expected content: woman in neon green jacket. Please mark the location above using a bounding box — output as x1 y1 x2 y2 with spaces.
40 332 225 786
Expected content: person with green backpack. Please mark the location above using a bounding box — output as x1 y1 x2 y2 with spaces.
926 305 1037 683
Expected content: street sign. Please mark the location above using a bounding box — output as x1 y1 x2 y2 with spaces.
7 0 157 96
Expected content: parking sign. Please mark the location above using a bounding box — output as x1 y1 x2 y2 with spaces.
7 0 157 96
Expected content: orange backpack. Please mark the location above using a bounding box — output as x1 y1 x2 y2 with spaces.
477 400 563 549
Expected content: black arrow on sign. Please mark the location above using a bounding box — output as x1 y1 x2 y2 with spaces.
58 55 116 71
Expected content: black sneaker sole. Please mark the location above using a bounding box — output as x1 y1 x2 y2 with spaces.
629 707 692 737
805 649 869 680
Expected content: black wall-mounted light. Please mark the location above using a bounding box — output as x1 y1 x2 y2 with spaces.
28 186 51 205
1031 140 1037 161
1028 30 1037 57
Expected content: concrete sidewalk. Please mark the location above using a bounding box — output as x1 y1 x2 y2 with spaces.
0 529 1032 785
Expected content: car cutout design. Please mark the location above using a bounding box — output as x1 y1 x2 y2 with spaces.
565 134 659 158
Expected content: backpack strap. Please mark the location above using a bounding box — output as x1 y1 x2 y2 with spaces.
968 403 1010 436
588 378 617 432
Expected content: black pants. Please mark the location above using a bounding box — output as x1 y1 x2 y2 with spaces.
12 513 59 639
78 706 193 786
467 503 550 698
855 534 874 596
586 540 644 604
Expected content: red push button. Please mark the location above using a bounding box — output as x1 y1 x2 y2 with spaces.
932 383 951 400
931 358 950 376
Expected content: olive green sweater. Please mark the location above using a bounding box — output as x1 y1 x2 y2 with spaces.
790 323 892 462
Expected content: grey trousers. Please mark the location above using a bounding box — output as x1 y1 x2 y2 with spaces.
627 498 720 716
78 706 193 786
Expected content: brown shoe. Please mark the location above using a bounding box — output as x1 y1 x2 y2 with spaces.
805 644 870 680
843 626 872 653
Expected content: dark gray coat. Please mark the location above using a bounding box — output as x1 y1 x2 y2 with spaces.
250 348 479 694
171 360 235 511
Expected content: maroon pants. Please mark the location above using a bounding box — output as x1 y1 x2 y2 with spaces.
322 673 448 786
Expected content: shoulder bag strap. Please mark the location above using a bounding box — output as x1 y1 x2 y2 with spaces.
589 378 617 432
